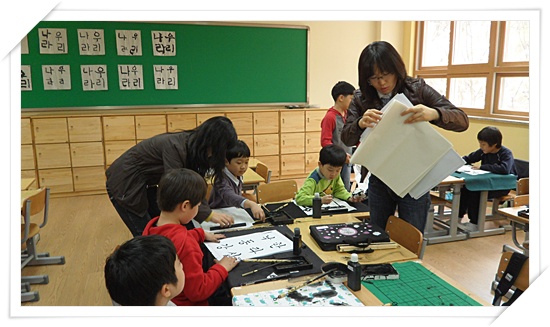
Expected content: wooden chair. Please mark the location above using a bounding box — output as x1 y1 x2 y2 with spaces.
513 194 529 207
256 179 297 204
21 188 65 302
385 215 425 259
491 251 529 305
491 177 529 219
255 162 272 184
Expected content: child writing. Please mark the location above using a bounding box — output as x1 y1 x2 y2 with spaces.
142 168 239 306
104 234 185 306
321 81 356 191
208 140 266 221
296 144 362 206
459 126 517 230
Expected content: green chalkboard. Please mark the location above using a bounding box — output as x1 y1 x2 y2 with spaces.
21 21 308 109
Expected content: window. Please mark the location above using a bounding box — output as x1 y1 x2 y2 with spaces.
415 21 529 122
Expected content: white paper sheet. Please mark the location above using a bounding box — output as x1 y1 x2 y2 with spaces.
350 94 453 197
201 207 255 233
204 230 293 261
294 199 357 216
456 165 491 175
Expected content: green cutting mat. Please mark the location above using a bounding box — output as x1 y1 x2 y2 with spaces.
361 261 482 306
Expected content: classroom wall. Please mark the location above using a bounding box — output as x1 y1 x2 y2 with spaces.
269 21 530 162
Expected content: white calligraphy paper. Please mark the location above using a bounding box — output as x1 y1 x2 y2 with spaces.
116 30 142 56
81 65 108 91
21 65 32 91
204 230 293 261
152 31 176 56
118 65 143 90
201 207 255 233
153 65 178 89
42 65 71 90
38 28 68 54
78 29 105 55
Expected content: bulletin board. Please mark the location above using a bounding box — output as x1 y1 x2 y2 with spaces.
21 21 309 110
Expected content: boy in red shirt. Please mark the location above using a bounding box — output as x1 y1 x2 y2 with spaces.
321 81 356 191
143 168 239 306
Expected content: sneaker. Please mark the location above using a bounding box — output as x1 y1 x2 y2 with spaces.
462 222 479 232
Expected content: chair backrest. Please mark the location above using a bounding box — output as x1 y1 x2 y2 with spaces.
21 188 49 246
496 251 529 294
256 180 297 204
255 162 271 184
385 215 424 258
516 177 529 196
514 159 529 179
513 194 529 207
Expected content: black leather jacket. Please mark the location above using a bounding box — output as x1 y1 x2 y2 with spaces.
341 77 469 147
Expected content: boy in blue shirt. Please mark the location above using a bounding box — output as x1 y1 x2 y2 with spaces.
208 140 266 220
296 144 361 206
459 126 517 230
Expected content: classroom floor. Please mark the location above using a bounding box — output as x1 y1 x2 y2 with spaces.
19 178 526 306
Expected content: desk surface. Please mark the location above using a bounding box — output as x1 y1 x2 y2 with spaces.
498 206 529 225
243 168 264 185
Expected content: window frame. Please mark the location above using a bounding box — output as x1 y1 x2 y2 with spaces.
414 21 529 122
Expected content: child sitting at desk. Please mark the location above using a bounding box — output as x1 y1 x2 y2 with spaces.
142 168 239 306
208 140 266 221
104 235 185 306
296 144 361 206
459 126 517 230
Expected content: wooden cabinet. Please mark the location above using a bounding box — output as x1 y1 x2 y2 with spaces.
167 113 196 132
68 117 102 142
103 116 135 141
136 115 167 140
22 108 331 197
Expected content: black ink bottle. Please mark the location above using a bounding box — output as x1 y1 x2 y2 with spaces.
293 227 302 255
313 192 322 218
347 253 361 291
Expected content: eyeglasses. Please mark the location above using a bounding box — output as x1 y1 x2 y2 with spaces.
368 72 392 84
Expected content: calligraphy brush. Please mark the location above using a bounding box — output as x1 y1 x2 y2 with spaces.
275 268 338 299
241 262 281 277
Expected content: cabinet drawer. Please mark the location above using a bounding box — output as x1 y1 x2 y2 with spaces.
73 166 107 191
70 142 105 167
305 131 322 153
254 134 279 156
280 154 305 176
280 111 305 133
38 168 74 193
136 115 167 140
197 113 221 126
280 133 305 154
226 112 253 135
305 152 319 172
167 113 196 132
105 140 136 165
21 144 35 170
103 116 136 141
68 117 102 142
33 118 68 144
35 143 71 169
21 118 33 145
253 155 279 178
305 110 326 132
239 134 254 155
253 112 279 134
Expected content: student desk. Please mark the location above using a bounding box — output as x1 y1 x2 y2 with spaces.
451 171 517 238
497 206 529 255
425 176 468 244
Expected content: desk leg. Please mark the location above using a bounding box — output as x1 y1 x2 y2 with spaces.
425 183 468 244
462 191 505 238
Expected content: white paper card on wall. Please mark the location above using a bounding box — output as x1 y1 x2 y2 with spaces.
21 65 32 91
81 65 108 91
21 36 29 54
118 64 144 90
204 230 293 261
78 29 105 55
42 65 71 90
151 31 176 56
116 30 142 56
38 28 68 54
153 65 178 89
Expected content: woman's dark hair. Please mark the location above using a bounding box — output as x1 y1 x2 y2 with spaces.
477 126 503 148
157 168 207 211
104 235 178 306
187 116 238 181
358 41 408 103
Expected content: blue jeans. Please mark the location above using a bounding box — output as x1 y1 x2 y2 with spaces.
367 174 430 232
340 163 352 192
107 187 152 236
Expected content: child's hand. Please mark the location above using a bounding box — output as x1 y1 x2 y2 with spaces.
251 203 266 221
348 195 361 203
204 232 226 243
321 195 333 204
210 212 234 227
216 255 239 272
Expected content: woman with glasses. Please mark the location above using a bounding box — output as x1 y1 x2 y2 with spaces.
341 41 469 233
